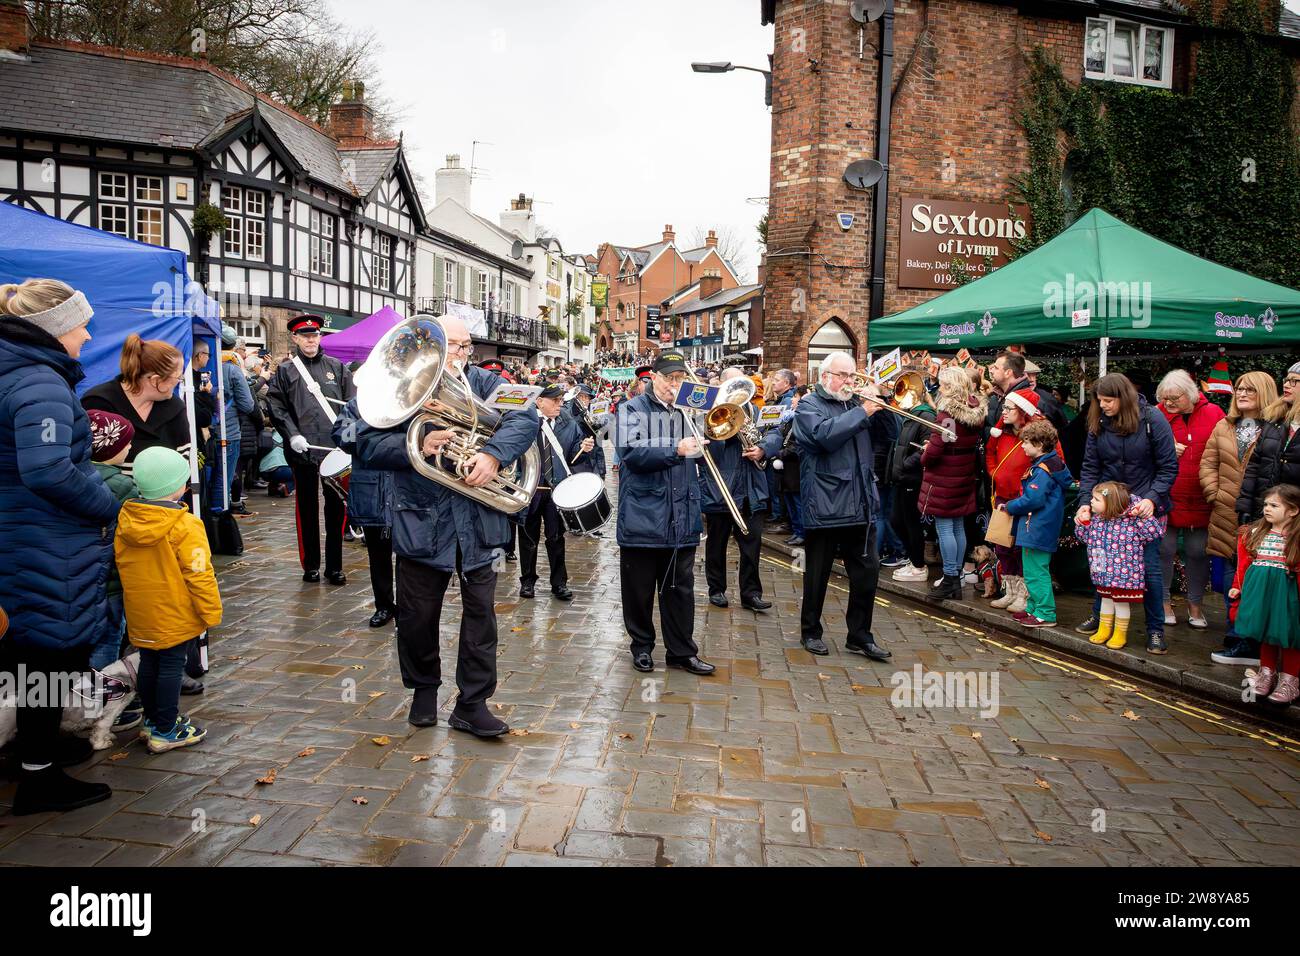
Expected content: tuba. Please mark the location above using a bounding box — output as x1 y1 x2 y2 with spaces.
355 314 540 514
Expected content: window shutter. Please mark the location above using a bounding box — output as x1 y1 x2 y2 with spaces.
455 263 465 301
433 256 444 300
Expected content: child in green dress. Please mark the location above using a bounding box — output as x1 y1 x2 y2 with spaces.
1230 484 1300 705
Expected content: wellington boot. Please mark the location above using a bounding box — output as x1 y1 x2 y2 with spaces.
1090 612 1116 645
1106 617 1130 650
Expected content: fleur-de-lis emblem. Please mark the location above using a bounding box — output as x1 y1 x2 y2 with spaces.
979 311 998 336
1260 307 1277 333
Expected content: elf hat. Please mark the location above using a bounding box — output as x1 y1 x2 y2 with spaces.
1205 356 1233 395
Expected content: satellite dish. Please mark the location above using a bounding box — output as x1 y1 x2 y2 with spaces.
843 159 884 189
510 240 523 260
850 0 887 23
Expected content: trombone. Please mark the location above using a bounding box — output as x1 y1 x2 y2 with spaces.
679 372 754 535
851 371 956 441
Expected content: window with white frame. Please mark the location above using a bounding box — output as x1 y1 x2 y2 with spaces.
1085 17 1172 88
443 258 456 300
503 281 515 314
309 208 335 276
477 270 488 309
221 186 266 261
133 175 163 246
98 172 128 237
372 232 391 291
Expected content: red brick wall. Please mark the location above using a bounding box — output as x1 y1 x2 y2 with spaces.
0 0 31 54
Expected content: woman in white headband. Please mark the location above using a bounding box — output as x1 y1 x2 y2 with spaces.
0 277 121 815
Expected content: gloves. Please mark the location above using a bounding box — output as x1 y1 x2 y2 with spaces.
289 434 309 454
772 459 784 471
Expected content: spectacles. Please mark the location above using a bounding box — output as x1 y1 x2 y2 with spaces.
1285 377 1300 387
826 370 854 381
1235 386 1258 395
447 340 474 356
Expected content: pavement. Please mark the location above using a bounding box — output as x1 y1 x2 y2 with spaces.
1 477 1299 867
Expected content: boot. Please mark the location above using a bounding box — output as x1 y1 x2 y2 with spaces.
1007 576 1028 614
928 574 962 602
448 700 509 737
1105 616 1130 650
12 765 111 816
1089 612 1115 645
1251 666 1278 699
990 575 1019 609
1267 673 1299 706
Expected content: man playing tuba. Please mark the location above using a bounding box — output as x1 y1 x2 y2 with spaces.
354 316 539 735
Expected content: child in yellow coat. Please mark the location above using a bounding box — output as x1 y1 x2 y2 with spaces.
115 447 222 753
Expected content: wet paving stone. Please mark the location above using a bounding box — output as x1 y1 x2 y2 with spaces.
1 493 1298 866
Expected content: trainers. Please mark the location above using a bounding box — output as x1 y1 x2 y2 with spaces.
137 716 155 741
880 554 908 569
1211 639 1261 667
1146 633 1168 655
1074 615 1099 636
112 701 143 734
892 564 928 581
147 717 206 753
1021 616 1056 628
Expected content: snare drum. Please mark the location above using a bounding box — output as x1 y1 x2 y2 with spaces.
320 447 352 500
552 472 611 536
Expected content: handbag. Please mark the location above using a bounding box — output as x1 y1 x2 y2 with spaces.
985 506 1015 547
204 509 244 556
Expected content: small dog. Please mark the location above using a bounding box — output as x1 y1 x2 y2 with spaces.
971 545 1000 599
0 652 139 752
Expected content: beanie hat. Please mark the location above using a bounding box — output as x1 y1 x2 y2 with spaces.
1004 388 1042 419
1289 361 1300 377
133 446 190 500
1204 356 1233 395
10 289 94 338
220 323 237 347
87 409 135 463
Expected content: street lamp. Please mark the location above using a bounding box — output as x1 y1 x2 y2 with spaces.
565 270 573 364
691 60 772 107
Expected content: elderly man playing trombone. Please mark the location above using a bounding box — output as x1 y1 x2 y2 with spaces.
793 351 894 660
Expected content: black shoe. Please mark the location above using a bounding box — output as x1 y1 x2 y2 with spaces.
927 574 962 602
111 700 142 735
448 702 508 737
801 636 830 656
408 687 439 728
180 674 205 696
1146 633 1168 655
709 592 729 608
667 656 716 676
631 652 654 672
12 766 112 816
54 736 94 767
552 585 573 601
505 552 518 563
788 535 805 547
846 638 892 662
369 608 396 628
326 571 346 586
1074 614 1099 636
302 570 320 583
741 596 772 611
1211 637 1261 666
519 585 535 599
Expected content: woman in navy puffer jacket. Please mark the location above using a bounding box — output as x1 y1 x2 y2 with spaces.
0 278 120 816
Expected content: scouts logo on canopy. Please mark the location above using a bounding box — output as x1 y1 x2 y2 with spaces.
1261 307 1278 333
979 311 998 336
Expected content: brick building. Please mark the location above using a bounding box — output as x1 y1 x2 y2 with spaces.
757 0 1300 380
593 225 741 356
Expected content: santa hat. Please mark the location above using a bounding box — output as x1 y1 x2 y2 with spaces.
989 389 1041 437
1204 356 1233 395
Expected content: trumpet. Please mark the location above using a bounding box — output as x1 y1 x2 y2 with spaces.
850 372 956 441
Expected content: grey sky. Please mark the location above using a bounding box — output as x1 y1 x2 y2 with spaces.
324 0 773 278
327 0 1300 281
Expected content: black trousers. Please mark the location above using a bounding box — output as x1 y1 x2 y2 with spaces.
363 525 395 612
519 490 567 590
395 554 498 706
892 485 926 568
620 546 700 660
291 461 346 575
800 523 881 645
704 501 763 601
0 643 87 766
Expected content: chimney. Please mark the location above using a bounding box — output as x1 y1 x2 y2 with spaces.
499 191 537 242
436 154 472 210
699 268 723 301
328 80 375 147
705 229 718 249
0 0 32 59
662 224 675 245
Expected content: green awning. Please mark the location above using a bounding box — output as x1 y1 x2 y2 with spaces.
869 209 1300 350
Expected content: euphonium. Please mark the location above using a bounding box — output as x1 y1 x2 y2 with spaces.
354 314 540 514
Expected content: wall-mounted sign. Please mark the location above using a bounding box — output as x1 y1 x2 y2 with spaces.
645 305 661 340
591 279 608 309
898 196 1030 290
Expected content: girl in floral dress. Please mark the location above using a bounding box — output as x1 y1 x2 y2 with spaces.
1074 481 1166 650
1230 484 1300 706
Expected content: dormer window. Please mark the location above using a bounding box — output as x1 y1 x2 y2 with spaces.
1085 17 1172 89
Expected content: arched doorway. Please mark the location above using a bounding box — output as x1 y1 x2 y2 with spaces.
598 333 610 351
806 318 855 384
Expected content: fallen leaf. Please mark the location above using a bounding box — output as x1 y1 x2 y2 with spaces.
1066 715 1083 722
410 754 430 763
1122 710 1141 721
850 684 866 692
508 728 530 737
227 655 243 661
351 796 369 806
352 665 365 671
371 735 390 746
817 673 830 680
296 747 316 758
569 722 581 730
1035 777 1051 790
511 627 524 632
971 732 982 740
249 814 262 826
1048 756 1061 762
1034 830 1054 843
1010 737 1019 743
729 754 742 763
368 691 385 699
109 751 129 761
256 768 277 785
617 732 633 740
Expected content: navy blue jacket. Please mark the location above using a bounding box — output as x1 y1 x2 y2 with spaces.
793 386 878 530
1078 396 1179 516
0 318 121 651
700 404 782 515
529 409 590 519
614 389 703 548
332 398 392 529
1004 450 1073 553
563 397 607 477
354 365 539 572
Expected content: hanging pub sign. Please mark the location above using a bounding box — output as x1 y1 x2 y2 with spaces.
591 278 609 309
898 197 1030 290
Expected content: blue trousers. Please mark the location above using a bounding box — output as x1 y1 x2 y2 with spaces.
137 643 188 731
876 484 905 557
89 593 125 672
934 516 967 577
1092 537 1165 636
784 491 805 537
208 436 241 513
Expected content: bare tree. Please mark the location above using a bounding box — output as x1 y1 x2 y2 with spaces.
689 225 750 281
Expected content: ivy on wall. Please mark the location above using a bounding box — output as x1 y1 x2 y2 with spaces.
1012 0 1300 288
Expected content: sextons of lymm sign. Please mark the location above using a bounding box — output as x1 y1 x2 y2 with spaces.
898 197 1030 290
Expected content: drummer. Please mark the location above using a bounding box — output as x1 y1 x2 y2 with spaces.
518 383 594 601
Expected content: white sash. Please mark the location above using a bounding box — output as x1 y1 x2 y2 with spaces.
291 355 337 425
541 419 573 481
